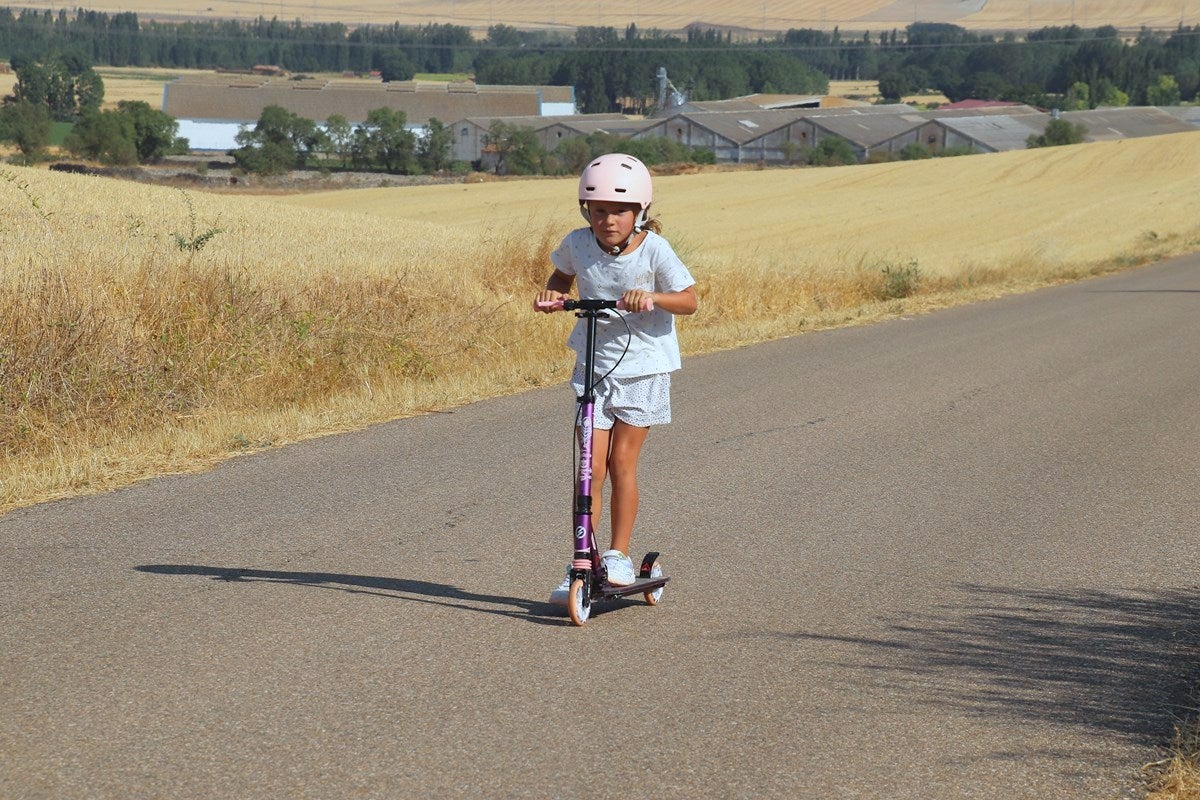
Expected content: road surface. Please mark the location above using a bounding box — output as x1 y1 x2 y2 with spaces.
4 253 1200 798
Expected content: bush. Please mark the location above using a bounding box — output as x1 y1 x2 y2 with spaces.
1027 118 1088 148
875 261 922 300
0 101 52 164
899 142 934 160
812 136 858 166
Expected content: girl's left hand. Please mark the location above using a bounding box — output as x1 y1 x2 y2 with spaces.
621 289 654 312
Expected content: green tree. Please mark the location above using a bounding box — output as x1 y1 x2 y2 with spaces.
359 107 415 173
417 117 453 172
899 142 933 160
378 50 415 83
323 114 352 167
1093 79 1129 107
74 69 105 116
12 55 104 121
1064 81 1090 110
1174 59 1199 102
552 136 593 174
119 101 186 162
0 100 53 163
877 71 911 101
64 110 137 164
812 136 857 165
231 104 325 175
1146 74 1181 105
483 120 542 175
1027 117 1088 148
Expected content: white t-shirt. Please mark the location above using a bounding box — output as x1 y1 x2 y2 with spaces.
551 228 696 378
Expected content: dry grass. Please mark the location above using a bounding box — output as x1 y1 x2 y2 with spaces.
4 131 1200 516
285 131 1200 285
1146 724 1200 800
971 0 1199 29
94 67 208 109
828 79 951 106
0 172 567 508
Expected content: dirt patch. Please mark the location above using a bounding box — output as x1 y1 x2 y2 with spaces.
47 159 481 193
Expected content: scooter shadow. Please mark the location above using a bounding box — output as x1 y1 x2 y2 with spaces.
135 564 565 626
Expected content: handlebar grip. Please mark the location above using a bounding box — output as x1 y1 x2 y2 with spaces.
622 297 655 312
536 298 654 312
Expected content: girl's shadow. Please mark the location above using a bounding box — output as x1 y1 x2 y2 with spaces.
135 564 566 625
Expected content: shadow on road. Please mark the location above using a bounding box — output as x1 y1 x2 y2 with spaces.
135 564 563 625
782 584 1200 743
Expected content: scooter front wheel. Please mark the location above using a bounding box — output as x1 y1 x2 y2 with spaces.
643 560 665 606
568 578 591 626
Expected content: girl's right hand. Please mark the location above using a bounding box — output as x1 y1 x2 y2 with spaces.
534 290 567 312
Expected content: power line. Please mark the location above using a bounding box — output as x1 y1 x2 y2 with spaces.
12 1 1200 32
4 11 1199 53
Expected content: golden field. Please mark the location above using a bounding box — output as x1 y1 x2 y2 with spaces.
283 131 1200 290
4 130 1200 514
17 0 1199 32
0 69 936 120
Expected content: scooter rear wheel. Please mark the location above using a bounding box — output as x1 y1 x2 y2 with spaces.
568 578 591 626
643 560 665 605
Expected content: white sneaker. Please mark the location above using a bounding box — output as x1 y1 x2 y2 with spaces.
601 550 636 586
548 569 571 606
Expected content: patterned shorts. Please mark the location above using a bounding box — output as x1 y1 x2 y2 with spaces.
571 367 672 430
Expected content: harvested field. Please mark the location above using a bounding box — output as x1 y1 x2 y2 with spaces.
4 131 1200 511
20 0 1196 33
283 131 1200 286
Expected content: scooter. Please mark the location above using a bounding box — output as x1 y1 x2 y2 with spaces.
537 297 669 626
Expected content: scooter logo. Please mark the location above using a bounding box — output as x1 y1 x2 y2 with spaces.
579 416 593 482
575 525 588 545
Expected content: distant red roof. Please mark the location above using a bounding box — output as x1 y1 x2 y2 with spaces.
938 99 1025 110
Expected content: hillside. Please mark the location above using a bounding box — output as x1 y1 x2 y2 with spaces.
5 131 1200 511
282 131 1200 280
24 0 1197 33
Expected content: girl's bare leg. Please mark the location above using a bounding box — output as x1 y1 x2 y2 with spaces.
605 420 649 556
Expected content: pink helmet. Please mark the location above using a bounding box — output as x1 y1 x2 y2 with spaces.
578 153 653 228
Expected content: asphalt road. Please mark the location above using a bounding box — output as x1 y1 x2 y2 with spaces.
5 254 1200 799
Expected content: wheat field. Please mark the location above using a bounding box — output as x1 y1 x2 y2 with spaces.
3 131 1200 512
284 131 1200 289
20 0 1199 32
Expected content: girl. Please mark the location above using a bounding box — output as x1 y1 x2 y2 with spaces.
534 153 697 601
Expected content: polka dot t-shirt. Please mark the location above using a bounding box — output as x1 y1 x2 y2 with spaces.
551 228 695 379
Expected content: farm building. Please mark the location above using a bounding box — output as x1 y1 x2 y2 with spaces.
631 102 1197 162
637 109 822 163
907 105 1045 153
930 113 1048 153
1058 106 1199 141
451 113 642 164
638 105 922 163
1161 106 1200 128
662 94 824 114
162 74 576 150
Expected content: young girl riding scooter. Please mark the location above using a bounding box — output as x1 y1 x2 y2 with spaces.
534 153 698 601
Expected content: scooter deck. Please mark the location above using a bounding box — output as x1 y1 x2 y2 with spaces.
597 576 669 599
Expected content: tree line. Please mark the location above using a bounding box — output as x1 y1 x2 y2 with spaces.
0 58 187 163
2 9 1197 111
227 103 716 176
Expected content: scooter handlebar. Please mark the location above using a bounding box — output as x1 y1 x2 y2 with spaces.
536 297 654 312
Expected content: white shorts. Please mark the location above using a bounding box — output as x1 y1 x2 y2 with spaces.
571 367 672 430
